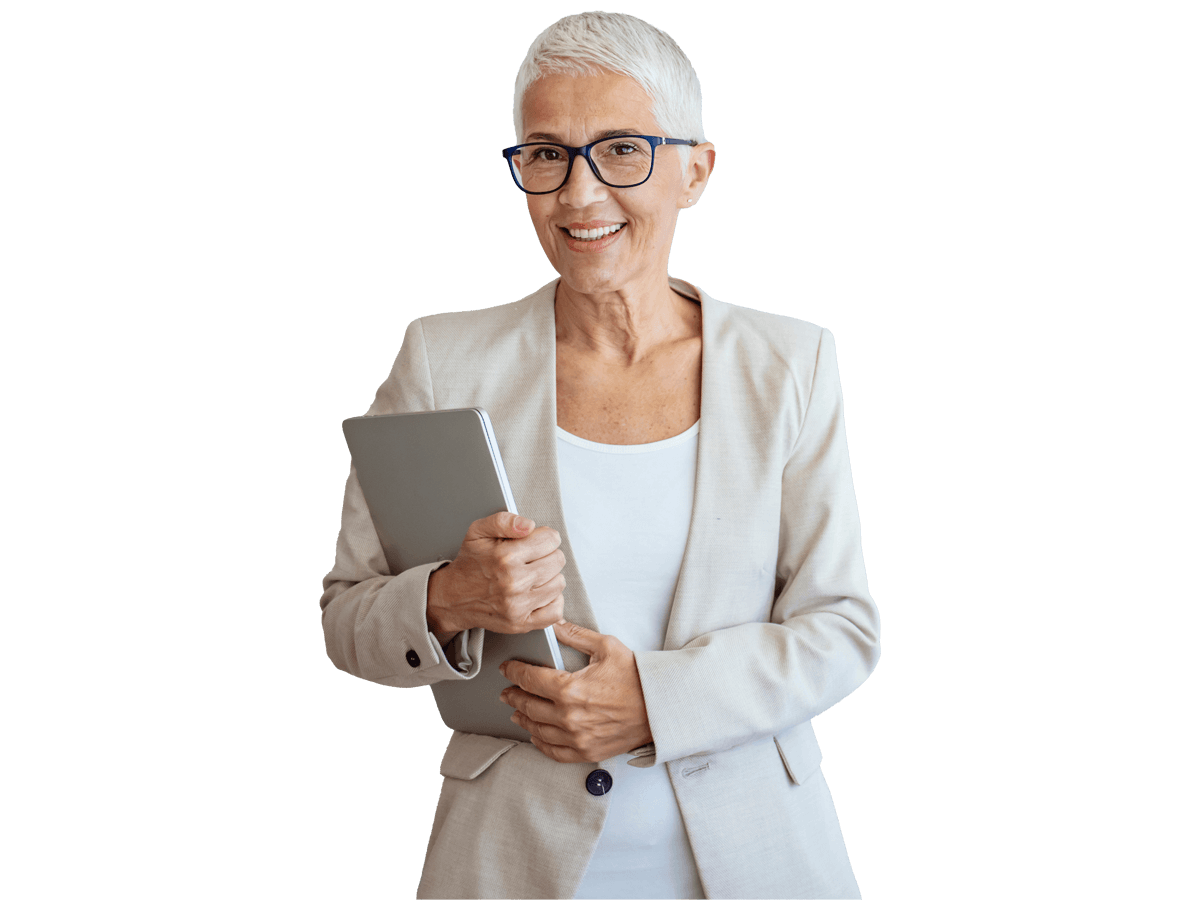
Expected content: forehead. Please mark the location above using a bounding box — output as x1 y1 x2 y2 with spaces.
521 72 659 141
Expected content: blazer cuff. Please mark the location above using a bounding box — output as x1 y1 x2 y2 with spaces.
441 628 486 676
373 562 485 687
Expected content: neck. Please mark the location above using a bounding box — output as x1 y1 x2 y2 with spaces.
554 277 699 364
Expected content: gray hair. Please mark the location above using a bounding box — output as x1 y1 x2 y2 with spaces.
513 12 705 144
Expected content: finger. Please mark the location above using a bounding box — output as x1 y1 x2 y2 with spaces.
493 595 561 634
515 566 564 610
553 620 607 657
500 658 569 700
515 526 563 563
467 511 534 540
530 736 584 764
500 686 562 726
529 557 566 594
491 527 562 570
484 593 562 635
510 710 573 746
506 540 561 580
526 528 563 558
520 551 565 595
525 593 565 630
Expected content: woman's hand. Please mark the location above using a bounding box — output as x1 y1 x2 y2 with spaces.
427 512 566 636
500 621 653 763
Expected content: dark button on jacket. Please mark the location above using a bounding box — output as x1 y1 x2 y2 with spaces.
585 769 613 796
405 649 421 668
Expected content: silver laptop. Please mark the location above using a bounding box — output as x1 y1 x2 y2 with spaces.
342 408 564 741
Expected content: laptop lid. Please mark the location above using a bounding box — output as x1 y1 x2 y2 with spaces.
342 408 562 741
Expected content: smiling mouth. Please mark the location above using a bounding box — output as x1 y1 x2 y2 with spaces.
562 224 625 241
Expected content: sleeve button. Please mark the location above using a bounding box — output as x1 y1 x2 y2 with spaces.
405 649 421 668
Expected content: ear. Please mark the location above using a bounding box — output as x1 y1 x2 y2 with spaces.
678 142 716 208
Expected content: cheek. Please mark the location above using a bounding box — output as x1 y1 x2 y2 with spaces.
528 199 556 232
527 205 564 261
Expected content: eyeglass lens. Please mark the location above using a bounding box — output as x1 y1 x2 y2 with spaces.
512 137 654 192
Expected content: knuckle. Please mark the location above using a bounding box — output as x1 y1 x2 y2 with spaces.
559 682 583 708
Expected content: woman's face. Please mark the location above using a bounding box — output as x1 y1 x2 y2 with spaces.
520 72 699 298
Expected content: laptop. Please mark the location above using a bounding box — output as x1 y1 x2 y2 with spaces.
342 407 564 741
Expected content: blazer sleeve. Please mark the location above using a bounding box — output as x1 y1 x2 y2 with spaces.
633 328 881 765
319 318 486 687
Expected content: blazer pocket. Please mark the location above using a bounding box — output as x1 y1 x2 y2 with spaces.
774 721 823 786
439 730 519 781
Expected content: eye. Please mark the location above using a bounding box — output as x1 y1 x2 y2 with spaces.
529 145 565 162
607 141 641 157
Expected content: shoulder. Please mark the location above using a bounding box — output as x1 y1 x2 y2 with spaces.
377 280 559 414
413 279 556 353
717 298 826 351
687 280 832 384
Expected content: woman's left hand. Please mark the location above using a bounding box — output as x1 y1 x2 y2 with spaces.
500 620 653 763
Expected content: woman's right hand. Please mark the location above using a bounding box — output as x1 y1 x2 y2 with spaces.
426 512 566 636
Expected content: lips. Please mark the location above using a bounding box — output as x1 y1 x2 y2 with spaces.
556 224 624 252
563 223 625 241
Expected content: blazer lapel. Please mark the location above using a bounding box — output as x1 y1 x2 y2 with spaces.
662 281 731 652
492 279 599 673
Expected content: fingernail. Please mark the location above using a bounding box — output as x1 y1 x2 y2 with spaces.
515 516 533 532
510 713 519 724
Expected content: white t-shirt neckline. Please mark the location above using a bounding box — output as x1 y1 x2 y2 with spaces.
554 419 700 455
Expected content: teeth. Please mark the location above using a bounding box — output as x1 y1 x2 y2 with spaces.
567 224 624 240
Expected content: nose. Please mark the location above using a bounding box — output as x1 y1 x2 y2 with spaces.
557 152 609 208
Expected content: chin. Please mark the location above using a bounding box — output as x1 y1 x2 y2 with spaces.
557 265 626 296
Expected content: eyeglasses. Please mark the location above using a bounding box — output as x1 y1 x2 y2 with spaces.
501 134 698 195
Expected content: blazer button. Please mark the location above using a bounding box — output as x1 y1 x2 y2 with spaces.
405 649 421 668
585 769 613 796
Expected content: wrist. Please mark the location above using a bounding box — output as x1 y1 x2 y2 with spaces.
426 564 461 635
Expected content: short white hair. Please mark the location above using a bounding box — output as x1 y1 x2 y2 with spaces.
513 12 705 144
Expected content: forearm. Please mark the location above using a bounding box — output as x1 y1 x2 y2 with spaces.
634 600 880 764
321 562 482 686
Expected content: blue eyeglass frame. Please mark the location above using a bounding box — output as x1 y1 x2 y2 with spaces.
501 134 698 194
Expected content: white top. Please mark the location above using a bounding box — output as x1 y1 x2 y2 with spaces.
556 421 705 900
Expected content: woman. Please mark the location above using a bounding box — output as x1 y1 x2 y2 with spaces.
321 12 880 899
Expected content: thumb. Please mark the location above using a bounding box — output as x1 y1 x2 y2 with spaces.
553 620 606 658
468 511 534 540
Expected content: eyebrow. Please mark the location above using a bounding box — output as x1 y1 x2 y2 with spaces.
524 128 644 144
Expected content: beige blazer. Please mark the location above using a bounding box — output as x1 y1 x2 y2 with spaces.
321 278 881 899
